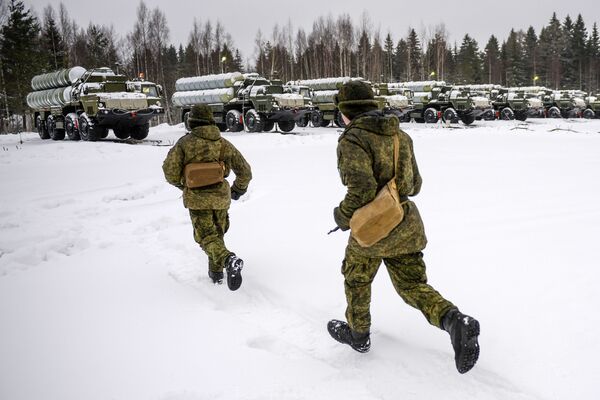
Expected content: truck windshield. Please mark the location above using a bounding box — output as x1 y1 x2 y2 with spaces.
142 86 158 97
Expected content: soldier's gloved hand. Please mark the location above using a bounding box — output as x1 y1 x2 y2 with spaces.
231 184 246 201
333 207 351 231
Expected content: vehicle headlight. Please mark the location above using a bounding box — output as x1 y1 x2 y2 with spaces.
155 101 161 107
98 102 105 108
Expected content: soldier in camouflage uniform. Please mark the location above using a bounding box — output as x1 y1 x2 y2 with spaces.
327 81 480 374
162 104 252 291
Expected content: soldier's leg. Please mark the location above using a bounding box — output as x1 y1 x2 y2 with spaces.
343 246 382 334
189 209 231 272
383 252 455 328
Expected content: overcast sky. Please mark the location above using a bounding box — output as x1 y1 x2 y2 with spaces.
24 0 600 64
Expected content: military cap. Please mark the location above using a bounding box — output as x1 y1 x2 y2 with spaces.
188 104 215 128
335 80 379 119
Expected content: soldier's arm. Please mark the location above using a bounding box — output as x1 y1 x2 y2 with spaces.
409 137 423 196
162 143 185 190
334 139 377 230
224 139 252 194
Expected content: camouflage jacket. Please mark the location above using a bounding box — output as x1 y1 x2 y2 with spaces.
334 112 427 256
162 125 252 210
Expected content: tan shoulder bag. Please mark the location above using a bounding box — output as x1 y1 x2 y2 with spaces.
349 133 407 247
184 140 226 189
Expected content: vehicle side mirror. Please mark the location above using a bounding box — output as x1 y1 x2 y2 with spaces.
157 85 163 97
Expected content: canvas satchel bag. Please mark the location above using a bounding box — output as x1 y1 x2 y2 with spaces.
184 140 226 189
350 133 407 247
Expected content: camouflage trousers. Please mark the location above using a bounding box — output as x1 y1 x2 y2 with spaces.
189 209 231 273
342 247 455 334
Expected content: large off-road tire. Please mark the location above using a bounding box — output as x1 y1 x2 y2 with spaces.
515 111 528 121
262 120 275 132
482 109 496 121
443 108 459 123
334 110 347 128
98 127 109 139
37 115 50 139
216 123 227 132
244 109 264 133
311 111 324 127
500 107 515 120
47 115 65 140
424 107 439 123
183 111 190 130
460 113 476 125
583 109 595 119
65 114 80 141
225 109 243 132
278 120 295 134
547 106 561 118
130 123 150 140
78 113 99 141
296 113 309 127
113 127 130 139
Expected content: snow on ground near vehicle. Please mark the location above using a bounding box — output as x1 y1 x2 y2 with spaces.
1 119 599 400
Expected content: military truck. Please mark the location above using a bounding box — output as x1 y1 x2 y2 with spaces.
542 90 586 118
27 67 164 141
583 94 600 119
391 81 483 125
289 77 363 128
173 72 311 133
373 83 413 123
283 83 313 127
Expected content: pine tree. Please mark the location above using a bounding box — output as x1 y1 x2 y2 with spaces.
41 6 66 70
571 14 587 89
456 34 482 83
538 13 563 88
561 15 576 88
406 28 421 81
483 35 502 83
587 23 600 92
384 33 394 82
0 0 43 127
393 38 407 82
523 27 538 86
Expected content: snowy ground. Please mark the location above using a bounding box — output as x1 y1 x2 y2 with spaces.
1 118 599 400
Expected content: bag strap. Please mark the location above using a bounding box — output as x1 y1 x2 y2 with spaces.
392 133 399 181
218 138 225 162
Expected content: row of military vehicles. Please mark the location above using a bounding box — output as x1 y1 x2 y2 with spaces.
171 72 600 133
27 66 164 141
27 67 600 139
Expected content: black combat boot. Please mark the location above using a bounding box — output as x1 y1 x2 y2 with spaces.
327 319 371 353
442 308 480 374
208 270 224 285
224 253 243 291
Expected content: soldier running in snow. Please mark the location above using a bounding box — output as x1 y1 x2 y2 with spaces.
327 81 480 374
162 104 252 290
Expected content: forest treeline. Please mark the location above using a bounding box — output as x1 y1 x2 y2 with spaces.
1 0 599 131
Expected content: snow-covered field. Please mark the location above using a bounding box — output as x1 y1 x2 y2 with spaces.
1 119 599 400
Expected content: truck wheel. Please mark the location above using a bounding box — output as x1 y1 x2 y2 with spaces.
334 110 346 127
79 113 100 141
500 107 515 120
37 115 50 139
244 109 264 133
65 114 80 141
263 120 275 132
296 114 309 127
515 111 528 121
183 111 190 130
442 108 459 123
583 109 595 119
113 128 130 139
98 127 109 139
424 107 438 123
130 123 150 140
311 111 324 127
47 115 65 140
482 109 496 121
460 114 476 125
225 110 243 132
278 120 295 133
547 106 561 118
